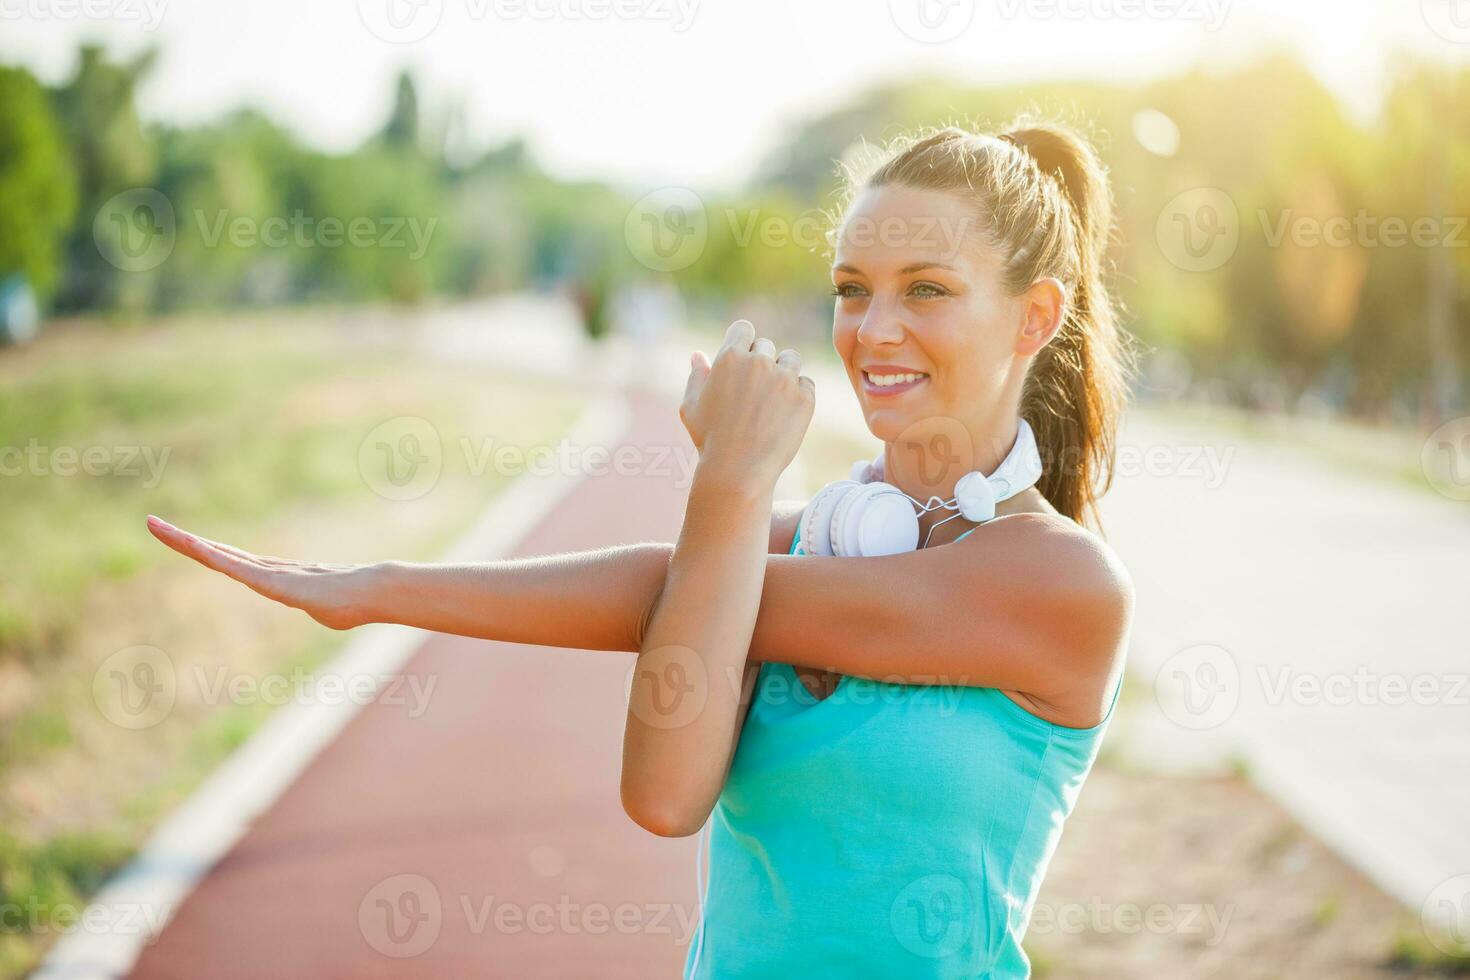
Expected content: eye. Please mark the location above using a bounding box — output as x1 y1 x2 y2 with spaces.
831 282 866 299
909 281 949 299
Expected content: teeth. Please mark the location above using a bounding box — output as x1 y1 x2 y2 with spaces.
865 371 927 387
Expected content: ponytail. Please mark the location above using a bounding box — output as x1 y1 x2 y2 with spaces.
853 118 1135 528
1001 122 1133 528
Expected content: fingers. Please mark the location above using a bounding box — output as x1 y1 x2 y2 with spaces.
146 516 272 591
680 350 711 431
194 533 285 565
712 321 804 396
684 350 711 399
777 348 810 404
146 515 203 560
718 319 755 356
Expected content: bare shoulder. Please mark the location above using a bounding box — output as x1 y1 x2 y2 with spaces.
983 512 1132 601
957 511 1136 658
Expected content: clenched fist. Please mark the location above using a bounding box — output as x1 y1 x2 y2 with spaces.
680 319 815 489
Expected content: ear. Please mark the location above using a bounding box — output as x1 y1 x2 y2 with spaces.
1014 277 1067 356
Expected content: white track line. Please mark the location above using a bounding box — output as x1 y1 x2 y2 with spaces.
35 392 632 980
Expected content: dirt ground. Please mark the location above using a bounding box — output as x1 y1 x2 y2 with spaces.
1027 760 1460 978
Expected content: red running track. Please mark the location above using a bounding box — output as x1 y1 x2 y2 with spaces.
131 390 700 979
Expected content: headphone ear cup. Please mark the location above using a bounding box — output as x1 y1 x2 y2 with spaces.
830 483 920 557
828 483 865 557
799 480 859 556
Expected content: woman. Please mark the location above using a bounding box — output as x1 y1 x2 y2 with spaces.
147 119 1135 978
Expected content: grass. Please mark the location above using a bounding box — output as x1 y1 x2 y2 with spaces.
0 829 135 977
0 306 586 976
1 326 390 660
1389 926 1470 975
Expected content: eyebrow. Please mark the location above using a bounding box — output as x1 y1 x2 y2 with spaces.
831 261 958 277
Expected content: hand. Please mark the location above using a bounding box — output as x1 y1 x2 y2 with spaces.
146 515 380 630
679 320 814 488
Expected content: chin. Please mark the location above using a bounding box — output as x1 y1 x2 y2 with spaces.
860 405 918 443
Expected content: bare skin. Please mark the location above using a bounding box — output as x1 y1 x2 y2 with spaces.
146 184 1135 838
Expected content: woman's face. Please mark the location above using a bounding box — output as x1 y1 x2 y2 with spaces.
831 185 1032 455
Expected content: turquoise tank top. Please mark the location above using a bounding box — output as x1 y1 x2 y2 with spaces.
684 524 1122 978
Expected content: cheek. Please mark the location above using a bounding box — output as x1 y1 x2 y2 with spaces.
907 307 970 373
831 314 858 359
922 304 1008 392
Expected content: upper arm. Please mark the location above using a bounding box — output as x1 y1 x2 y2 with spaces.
631 500 802 655
748 513 1133 719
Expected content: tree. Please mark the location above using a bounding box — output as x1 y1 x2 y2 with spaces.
0 66 77 301
49 44 159 311
381 70 420 150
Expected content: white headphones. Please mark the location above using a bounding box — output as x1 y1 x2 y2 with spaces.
794 419 1044 556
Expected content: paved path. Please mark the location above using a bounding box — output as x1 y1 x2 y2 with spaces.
1100 408 1470 917
129 388 702 978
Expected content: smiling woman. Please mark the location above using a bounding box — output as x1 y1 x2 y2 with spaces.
148 117 1135 979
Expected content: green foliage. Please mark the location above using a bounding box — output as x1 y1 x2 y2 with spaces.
0 67 77 299
4 43 1467 416
380 70 421 150
48 45 159 312
1388 924 1470 973
0 829 133 977
742 57 1469 418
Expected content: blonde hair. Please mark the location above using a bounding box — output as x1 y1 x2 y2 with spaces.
836 118 1135 529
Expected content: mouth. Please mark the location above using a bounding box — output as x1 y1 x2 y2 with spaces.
860 368 929 396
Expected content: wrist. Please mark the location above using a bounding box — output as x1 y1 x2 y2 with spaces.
692 454 779 503
357 560 402 625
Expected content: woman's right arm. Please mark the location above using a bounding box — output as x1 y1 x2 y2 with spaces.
373 546 674 652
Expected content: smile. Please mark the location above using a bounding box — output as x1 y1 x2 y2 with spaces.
861 370 929 395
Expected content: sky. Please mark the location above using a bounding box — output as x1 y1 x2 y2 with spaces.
1 0 1466 193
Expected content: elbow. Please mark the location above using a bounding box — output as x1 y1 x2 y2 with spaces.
620 782 709 839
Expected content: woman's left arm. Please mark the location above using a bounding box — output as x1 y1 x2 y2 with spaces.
744 512 1133 726
620 321 813 838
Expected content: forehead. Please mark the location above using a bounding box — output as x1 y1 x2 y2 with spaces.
832 184 990 274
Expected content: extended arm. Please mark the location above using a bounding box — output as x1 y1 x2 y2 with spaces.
146 509 1129 725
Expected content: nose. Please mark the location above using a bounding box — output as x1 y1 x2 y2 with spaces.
854 294 906 349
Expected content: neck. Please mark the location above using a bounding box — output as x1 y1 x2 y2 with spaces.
882 406 1023 543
